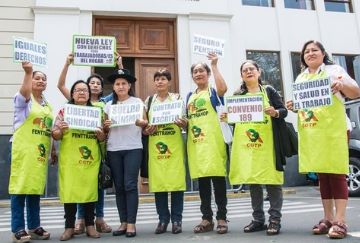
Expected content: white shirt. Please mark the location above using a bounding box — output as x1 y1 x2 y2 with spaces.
104 96 144 151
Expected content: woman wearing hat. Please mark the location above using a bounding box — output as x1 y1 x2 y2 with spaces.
103 69 148 238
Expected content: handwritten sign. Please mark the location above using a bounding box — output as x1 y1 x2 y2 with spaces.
293 78 332 110
64 104 101 131
72 35 116 67
150 100 183 125
193 34 225 57
225 95 264 123
13 37 47 67
109 103 143 127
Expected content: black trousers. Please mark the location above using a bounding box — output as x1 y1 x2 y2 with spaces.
64 202 95 228
198 176 227 221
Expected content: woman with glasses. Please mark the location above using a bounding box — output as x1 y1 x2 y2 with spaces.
52 80 106 241
229 60 287 235
143 69 187 234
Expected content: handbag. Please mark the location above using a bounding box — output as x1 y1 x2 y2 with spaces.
215 93 233 144
98 142 113 189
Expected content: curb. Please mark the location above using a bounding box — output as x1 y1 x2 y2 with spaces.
0 188 296 208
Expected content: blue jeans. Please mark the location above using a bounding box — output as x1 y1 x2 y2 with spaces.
77 188 104 219
108 149 142 224
11 195 40 233
155 191 184 223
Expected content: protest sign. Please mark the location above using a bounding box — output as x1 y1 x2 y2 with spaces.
225 95 264 123
109 103 143 127
64 104 102 131
292 77 332 110
150 100 183 125
13 37 47 67
193 34 225 57
72 35 116 67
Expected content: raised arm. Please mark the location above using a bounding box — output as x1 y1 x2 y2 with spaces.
57 54 73 100
208 52 227 96
19 62 33 101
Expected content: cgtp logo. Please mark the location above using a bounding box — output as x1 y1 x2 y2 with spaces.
246 129 263 143
38 144 46 158
300 109 318 122
156 142 171 155
191 125 204 138
79 146 94 160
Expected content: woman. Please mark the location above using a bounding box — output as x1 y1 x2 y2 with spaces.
52 80 106 241
57 54 112 234
103 68 148 238
9 62 54 242
287 40 360 239
144 69 187 234
186 53 229 234
229 60 287 235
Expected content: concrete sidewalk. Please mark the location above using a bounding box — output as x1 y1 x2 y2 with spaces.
0 187 297 208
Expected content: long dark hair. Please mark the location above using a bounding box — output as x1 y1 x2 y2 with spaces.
111 80 135 105
300 40 334 69
237 60 262 95
69 80 92 106
86 73 104 99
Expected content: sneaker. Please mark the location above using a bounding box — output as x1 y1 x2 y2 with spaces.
13 229 31 243
29 226 50 240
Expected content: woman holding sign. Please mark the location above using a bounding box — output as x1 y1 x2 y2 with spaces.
52 80 106 241
9 62 55 242
143 69 187 234
186 53 229 234
286 40 360 239
57 53 112 235
103 69 148 238
228 60 287 235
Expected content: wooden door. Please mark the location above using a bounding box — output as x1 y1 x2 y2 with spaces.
134 58 176 101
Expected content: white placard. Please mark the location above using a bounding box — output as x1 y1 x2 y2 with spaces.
13 37 47 67
64 104 102 131
292 77 332 110
225 95 264 123
150 100 183 125
73 35 116 67
193 34 225 57
109 103 143 127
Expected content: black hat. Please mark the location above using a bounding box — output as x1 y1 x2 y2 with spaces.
107 69 137 83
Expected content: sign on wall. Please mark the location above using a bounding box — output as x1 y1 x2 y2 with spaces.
108 103 143 127
13 37 47 67
225 95 264 123
64 104 102 131
149 100 183 125
193 34 225 57
72 35 116 67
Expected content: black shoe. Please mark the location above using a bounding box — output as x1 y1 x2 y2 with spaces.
155 222 168 234
125 231 136 238
112 229 126 236
244 220 267 233
267 221 281 235
172 222 182 234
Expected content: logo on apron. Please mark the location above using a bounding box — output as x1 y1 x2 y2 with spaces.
188 98 209 119
300 109 318 128
191 125 205 143
37 143 47 164
246 129 263 148
79 145 94 165
32 116 52 137
156 142 172 160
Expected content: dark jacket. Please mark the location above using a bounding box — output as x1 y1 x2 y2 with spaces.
234 85 288 171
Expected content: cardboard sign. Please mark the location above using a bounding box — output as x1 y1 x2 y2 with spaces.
193 34 225 57
13 37 47 67
225 95 264 123
72 35 116 67
109 103 143 127
292 77 332 110
64 104 102 131
150 100 183 125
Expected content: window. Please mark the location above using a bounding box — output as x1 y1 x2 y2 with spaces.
332 54 360 86
324 0 352 13
246 50 283 94
284 0 314 10
242 0 274 7
291 52 302 81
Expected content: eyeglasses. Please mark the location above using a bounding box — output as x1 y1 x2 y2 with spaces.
241 67 257 74
73 88 89 93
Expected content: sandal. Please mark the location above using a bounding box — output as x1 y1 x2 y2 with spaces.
29 226 50 240
216 220 228 234
312 219 332 235
267 221 281 235
95 220 112 233
328 221 347 239
244 220 267 233
193 220 214 233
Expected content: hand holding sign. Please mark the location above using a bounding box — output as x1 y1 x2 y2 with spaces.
331 76 344 94
135 118 148 128
22 61 33 74
174 117 188 129
66 53 74 66
208 52 218 66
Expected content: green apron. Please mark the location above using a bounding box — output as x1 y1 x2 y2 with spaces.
187 89 227 179
229 89 283 185
9 95 53 194
297 71 348 174
148 95 186 192
59 124 100 203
